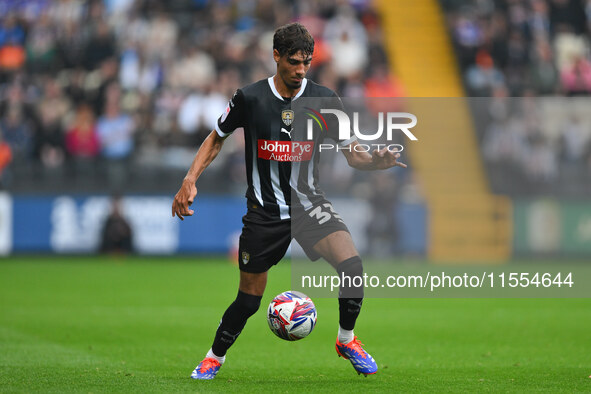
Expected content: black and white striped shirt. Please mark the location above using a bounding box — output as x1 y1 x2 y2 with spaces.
216 77 354 220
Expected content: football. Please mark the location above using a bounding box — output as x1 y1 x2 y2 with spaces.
267 291 317 341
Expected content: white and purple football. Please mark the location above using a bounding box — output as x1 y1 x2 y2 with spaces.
267 291 317 341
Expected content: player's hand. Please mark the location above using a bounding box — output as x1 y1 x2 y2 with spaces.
371 147 407 170
172 179 198 221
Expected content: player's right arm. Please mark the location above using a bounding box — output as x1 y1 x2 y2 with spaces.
172 130 227 220
172 89 245 220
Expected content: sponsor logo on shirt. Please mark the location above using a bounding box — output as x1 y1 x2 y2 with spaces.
257 140 314 162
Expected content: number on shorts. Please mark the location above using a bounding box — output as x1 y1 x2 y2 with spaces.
308 203 343 225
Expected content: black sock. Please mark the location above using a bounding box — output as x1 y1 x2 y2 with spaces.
211 290 262 357
337 256 364 330
338 298 363 330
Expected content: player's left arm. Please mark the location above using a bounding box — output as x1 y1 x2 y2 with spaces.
341 140 407 170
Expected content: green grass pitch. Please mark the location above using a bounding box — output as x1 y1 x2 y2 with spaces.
1 256 590 393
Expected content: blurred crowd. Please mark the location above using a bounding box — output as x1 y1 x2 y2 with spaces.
444 0 591 96
443 0 591 195
473 95 591 196
2 0 588 198
0 0 398 193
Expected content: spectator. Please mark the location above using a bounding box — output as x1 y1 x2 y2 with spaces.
90 57 119 116
365 172 399 257
143 12 178 62
25 13 58 74
0 106 32 161
63 68 88 104
529 0 552 39
560 55 591 95
57 21 90 70
83 20 116 70
96 82 135 160
559 116 588 163
451 11 484 68
529 39 559 94
549 0 587 35
169 46 216 90
0 14 26 72
0 133 12 185
523 133 558 183
47 0 86 27
96 82 135 188
119 47 162 94
100 195 133 254
324 5 368 77
364 64 405 114
65 102 99 158
0 14 25 47
34 79 70 168
0 41 25 72
465 50 505 96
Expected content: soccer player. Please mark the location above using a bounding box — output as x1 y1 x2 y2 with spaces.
172 22 406 380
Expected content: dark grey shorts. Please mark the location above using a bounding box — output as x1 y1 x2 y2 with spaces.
237 200 349 273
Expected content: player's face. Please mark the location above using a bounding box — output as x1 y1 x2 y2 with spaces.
274 50 312 91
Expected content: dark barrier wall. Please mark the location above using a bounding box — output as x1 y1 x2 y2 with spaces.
1 194 427 256
8 194 245 254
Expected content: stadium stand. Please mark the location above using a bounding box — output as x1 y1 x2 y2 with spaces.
0 0 397 195
442 0 591 197
1 0 590 260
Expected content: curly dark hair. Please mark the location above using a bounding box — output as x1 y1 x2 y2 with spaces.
273 22 315 58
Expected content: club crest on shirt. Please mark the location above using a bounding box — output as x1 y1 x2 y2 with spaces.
281 110 294 126
241 252 250 265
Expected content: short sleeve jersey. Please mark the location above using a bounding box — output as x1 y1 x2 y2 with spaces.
216 77 354 220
